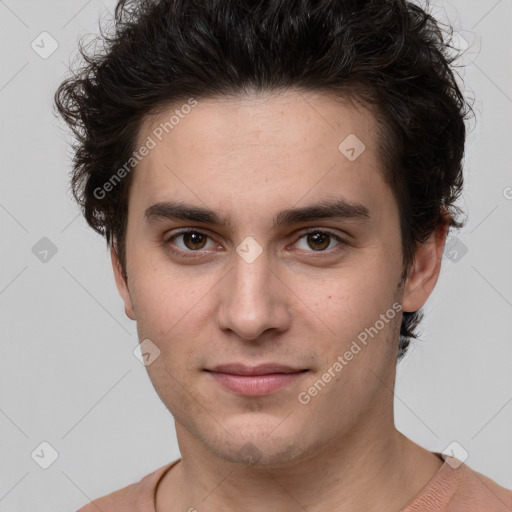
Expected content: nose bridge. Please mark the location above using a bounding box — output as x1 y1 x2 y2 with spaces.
217 245 287 340
232 233 272 296
231 247 273 312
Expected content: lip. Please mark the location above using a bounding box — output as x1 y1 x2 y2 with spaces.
208 363 306 375
205 363 309 396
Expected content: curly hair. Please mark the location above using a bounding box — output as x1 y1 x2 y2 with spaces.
54 0 472 361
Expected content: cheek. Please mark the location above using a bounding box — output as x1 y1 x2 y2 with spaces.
128 268 215 372
128 246 199 322
302 265 402 364
307 259 398 320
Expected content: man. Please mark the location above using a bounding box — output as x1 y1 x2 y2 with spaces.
55 0 512 510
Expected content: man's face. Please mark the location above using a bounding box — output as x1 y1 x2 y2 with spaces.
114 90 411 466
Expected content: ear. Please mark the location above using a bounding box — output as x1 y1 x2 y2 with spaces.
111 245 136 320
402 212 450 313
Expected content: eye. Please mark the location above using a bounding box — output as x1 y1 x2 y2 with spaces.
294 229 346 253
163 228 347 258
165 229 217 254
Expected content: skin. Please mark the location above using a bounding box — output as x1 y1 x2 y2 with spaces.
112 90 448 512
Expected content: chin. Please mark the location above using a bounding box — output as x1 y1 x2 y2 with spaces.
202 424 319 469
212 444 299 467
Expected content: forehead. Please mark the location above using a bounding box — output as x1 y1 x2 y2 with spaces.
130 90 390 221
137 90 378 155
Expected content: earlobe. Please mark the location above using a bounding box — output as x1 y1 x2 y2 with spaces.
402 217 450 313
111 247 136 320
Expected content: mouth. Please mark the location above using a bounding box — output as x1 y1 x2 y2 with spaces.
204 363 309 396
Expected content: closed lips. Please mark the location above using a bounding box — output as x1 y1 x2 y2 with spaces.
206 364 309 375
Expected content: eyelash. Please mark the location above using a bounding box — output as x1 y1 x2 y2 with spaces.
163 228 348 258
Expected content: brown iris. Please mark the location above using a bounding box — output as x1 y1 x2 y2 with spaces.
183 232 208 250
307 232 331 251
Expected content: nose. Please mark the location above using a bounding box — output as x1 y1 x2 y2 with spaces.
215 250 291 342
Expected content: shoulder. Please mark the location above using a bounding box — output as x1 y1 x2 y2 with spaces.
77 481 140 512
404 456 512 512
76 460 180 512
448 462 512 511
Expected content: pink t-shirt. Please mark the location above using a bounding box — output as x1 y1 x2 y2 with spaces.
76 453 512 512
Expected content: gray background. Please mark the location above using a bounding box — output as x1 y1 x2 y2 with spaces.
0 0 511 510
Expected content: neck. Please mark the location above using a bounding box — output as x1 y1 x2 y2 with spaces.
156 416 443 512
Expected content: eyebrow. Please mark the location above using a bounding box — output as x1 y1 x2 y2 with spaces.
144 197 371 228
